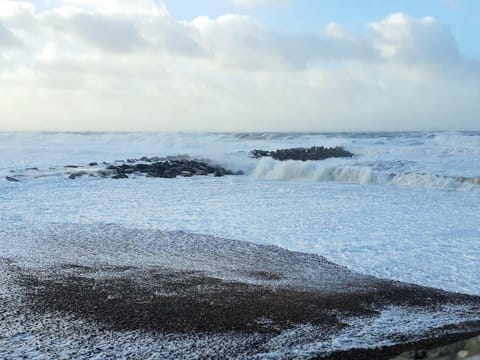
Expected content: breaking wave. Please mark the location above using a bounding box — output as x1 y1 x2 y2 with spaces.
252 158 480 191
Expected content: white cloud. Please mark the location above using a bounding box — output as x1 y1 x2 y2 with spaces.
0 21 18 46
44 10 147 53
0 2 478 131
369 13 460 64
58 0 169 16
192 14 375 70
230 0 292 9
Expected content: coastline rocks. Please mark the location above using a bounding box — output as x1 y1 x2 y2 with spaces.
68 172 87 180
67 156 243 180
251 146 354 161
5 176 20 182
112 174 128 180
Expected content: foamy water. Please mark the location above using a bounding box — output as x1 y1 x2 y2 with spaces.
1 131 479 295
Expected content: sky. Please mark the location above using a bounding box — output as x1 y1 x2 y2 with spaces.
0 0 479 131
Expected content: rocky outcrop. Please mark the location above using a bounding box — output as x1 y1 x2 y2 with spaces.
67 156 244 180
251 146 354 161
5 176 20 182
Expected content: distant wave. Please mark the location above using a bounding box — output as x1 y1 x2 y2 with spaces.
252 158 480 191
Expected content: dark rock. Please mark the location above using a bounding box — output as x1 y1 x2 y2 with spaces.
160 173 176 179
25 167 39 171
251 149 270 158
68 172 88 179
149 162 166 172
134 164 151 172
118 164 135 174
5 176 19 182
162 169 178 178
92 157 243 180
195 169 208 176
235 170 245 176
112 174 128 180
97 170 112 178
65 165 80 168
88 162 98 166
251 146 354 161
206 165 217 174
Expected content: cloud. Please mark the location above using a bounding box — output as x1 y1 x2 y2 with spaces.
369 13 460 64
0 21 18 46
230 0 292 9
0 2 478 131
192 14 375 70
43 10 147 53
58 0 169 16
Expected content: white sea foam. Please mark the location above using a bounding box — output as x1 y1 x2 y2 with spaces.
252 158 480 190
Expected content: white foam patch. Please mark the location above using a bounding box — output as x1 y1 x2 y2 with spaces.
2 175 479 295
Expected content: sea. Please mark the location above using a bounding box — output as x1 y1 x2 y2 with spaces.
1 130 479 296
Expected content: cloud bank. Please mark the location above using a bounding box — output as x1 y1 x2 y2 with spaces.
0 0 478 131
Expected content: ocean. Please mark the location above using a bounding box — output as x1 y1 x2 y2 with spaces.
1 131 479 294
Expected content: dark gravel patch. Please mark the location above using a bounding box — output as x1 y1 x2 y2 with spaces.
10 264 480 336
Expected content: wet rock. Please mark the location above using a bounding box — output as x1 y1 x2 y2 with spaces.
195 169 208 176
134 164 151 172
5 176 19 182
97 170 112 178
68 172 87 180
106 165 120 171
251 149 270 158
88 162 98 166
251 146 354 161
65 165 80 168
162 169 178 178
85 157 244 180
112 174 128 180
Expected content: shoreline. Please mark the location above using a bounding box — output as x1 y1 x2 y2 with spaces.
1 224 479 359
3 256 480 359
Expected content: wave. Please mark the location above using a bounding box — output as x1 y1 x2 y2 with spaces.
252 158 480 191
